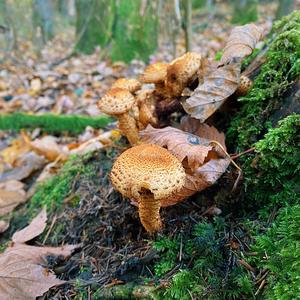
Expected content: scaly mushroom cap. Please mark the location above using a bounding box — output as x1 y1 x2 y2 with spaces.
236 75 252 96
110 144 185 201
165 52 202 97
139 62 169 84
111 78 142 93
98 87 135 115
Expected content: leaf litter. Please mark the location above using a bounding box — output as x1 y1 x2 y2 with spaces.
0 209 78 300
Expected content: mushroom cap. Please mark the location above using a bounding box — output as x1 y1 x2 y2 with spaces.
139 62 169 84
111 78 142 93
165 52 202 96
110 144 185 200
98 87 136 115
236 75 252 96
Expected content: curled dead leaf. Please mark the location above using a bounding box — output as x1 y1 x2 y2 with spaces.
220 23 263 66
181 62 241 122
140 123 230 205
140 125 212 171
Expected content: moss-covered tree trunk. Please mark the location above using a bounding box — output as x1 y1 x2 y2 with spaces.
110 0 159 63
75 0 115 54
230 0 258 25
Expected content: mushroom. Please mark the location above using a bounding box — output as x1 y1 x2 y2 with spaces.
111 78 142 93
236 75 253 96
98 87 139 145
135 90 158 129
165 52 202 97
139 62 169 96
110 144 186 233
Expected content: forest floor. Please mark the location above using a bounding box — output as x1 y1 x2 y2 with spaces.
1 3 300 300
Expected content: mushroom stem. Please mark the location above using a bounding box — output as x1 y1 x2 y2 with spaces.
118 113 140 145
138 192 162 233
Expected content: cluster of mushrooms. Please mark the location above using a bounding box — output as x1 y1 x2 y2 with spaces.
98 52 251 233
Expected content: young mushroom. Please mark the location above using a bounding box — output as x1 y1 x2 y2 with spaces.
165 52 202 97
236 75 253 96
98 87 139 145
110 144 186 233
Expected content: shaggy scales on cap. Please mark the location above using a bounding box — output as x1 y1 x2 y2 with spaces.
110 144 186 233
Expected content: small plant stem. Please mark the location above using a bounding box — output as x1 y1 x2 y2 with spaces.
230 147 256 159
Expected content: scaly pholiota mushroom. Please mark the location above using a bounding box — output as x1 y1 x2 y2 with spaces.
98 87 139 145
236 75 253 96
165 52 202 97
139 62 169 96
111 78 142 93
110 144 186 233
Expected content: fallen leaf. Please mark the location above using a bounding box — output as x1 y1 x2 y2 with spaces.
0 210 79 300
161 155 230 206
0 220 9 233
140 123 230 205
181 62 241 122
0 180 27 216
12 209 47 243
140 125 212 171
0 151 45 182
220 23 263 66
182 24 262 122
29 136 67 161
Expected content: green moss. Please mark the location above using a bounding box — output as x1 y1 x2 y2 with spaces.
252 204 300 300
111 1 158 62
227 11 300 150
29 153 95 215
230 0 258 25
243 114 300 210
0 113 113 135
153 219 255 300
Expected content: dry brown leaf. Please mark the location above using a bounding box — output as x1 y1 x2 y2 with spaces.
0 151 45 182
140 125 212 171
0 180 27 216
140 122 230 205
12 209 47 243
29 136 67 161
181 62 241 122
220 23 263 66
160 157 230 206
0 210 79 300
182 24 262 122
0 220 9 233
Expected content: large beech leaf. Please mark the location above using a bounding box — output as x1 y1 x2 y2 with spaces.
220 23 263 66
0 210 78 300
140 125 212 171
181 62 241 122
140 122 230 205
182 23 262 122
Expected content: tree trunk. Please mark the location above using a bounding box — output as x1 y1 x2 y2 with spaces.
182 0 192 52
75 0 115 54
32 0 55 44
230 0 258 25
110 0 159 62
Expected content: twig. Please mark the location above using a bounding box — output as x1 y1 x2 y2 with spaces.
255 279 267 296
230 147 256 159
42 215 57 245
